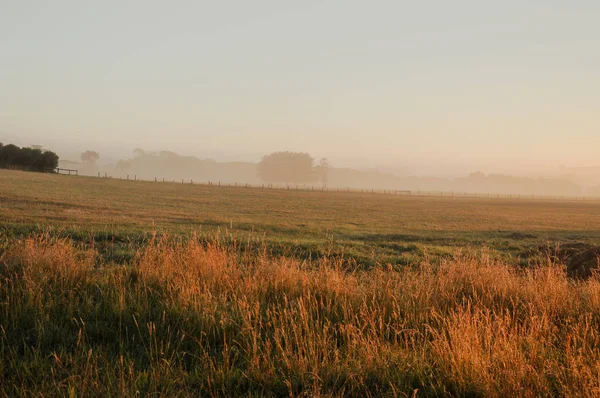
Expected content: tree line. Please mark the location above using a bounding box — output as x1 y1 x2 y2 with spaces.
0 143 59 172
109 149 331 186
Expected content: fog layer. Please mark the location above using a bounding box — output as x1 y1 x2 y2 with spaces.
45 147 599 197
2 1 598 189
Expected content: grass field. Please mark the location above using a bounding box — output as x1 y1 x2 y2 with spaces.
2 169 600 396
2 169 600 266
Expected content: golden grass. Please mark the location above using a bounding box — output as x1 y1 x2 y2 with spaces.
4 167 600 275
1 234 600 396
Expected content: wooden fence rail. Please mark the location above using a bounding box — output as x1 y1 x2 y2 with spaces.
53 168 78 176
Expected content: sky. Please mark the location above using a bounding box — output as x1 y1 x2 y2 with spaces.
1 0 599 175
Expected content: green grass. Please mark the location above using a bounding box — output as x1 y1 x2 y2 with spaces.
1 169 599 266
2 169 600 396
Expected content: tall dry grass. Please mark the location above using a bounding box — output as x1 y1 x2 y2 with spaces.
1 233 600 396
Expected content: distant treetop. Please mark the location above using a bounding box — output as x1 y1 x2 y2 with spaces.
133 148 146 158
257 151 318 184
81 150 100 163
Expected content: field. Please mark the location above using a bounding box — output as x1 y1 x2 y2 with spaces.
2 169 600 396
2 169 600 266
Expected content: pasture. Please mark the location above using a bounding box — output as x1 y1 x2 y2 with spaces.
2 169 599 266
1 169 600 396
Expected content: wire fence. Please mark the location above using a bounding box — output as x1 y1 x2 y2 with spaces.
75 171 600 202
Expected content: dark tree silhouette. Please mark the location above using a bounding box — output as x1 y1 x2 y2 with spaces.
40 150 59 171
257 152 318 184
0 144 20 167
0 143 58 172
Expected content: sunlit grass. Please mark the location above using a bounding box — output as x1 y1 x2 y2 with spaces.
2 168 600 268
2 233 600 396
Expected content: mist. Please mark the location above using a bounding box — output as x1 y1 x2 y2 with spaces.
2 1 599 195
0 136 588 197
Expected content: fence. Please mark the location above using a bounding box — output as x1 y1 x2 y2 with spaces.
63 172 600 203
52 168 78 176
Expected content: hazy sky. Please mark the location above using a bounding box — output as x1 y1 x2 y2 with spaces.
1 1 598 172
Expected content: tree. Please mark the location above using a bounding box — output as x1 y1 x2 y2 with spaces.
133 148 146 158
0 144 22 168
40 150 59 171
315 158 330 187
0 143 58 171
21 147 43 171
81 150 100 163
257 152 318 184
